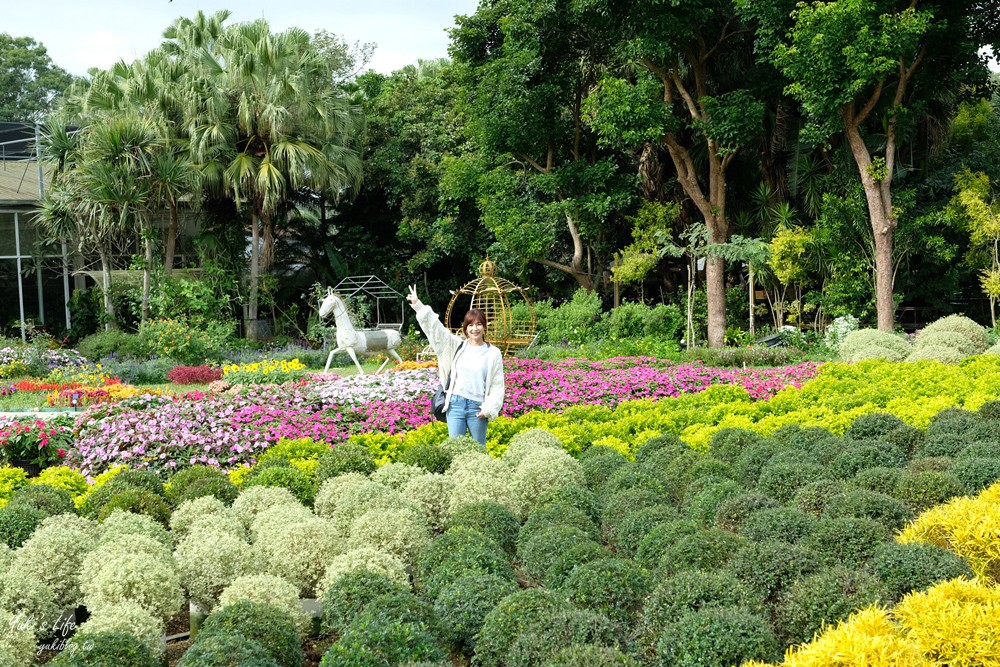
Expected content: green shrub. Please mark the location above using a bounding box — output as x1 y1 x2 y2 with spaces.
634 519 699 569
633 433 686 463
714 492 780 532
927 407 980 437
357 590 439 632
682 479 744 527
957 440 1000 460
544 644 639 667
654 606 780 667
199 601 302 667
434 573 520 652
579 451 628 494
916 432 970 458
830 442 907 479
850 467 903 494
0 504 47 547
601 488 669 543
509 447 584 518
803 516 888 567
447 501 520 555
518 525 596 585
914 330 979 357
315 443 376 482
77 329 142 362
536 483 602 524
792 479 847 516
537 289 604 345
740 506 816 544
243 466 316 506
837 329 911 362
906 344 966 363
612 505 678 556
709 428 763 464
656 527 745 574
400 444 453 474
756 460 828 503
822 489 911 532
601 464 668 499
370 462 426 491
977 400 1000 420
724 541 817 604
502 428 563 467
8 483 74 517
864 541 974 603
105 469 167 497
768 424 836 449
775 566 886 646
519 502 600 550
417 527 513 598
908 456 956 473
320 568 411 636
49 630 160 667
321 614 445 666
543 541 613 588
94 490 172 525
846 413 907 440
893 470 965 513
178 631 278 667
918 314 989 353
733 440 787 486
99 510 173 551
167 466 238 506
884 424 926 456
559 558 653 626
951 458 1000 494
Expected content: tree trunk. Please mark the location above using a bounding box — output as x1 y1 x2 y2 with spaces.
142 235 153 324
98 247 116 331
165 201 178 276
248 209 261 341
534 210 594 290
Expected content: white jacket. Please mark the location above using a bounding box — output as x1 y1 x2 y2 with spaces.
411 301 505 420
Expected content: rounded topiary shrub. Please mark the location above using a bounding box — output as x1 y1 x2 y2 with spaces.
775 566 885 646
906 344 966 363
0 504 45 548
105 469 167 498
321 612 445 667
315 443 376 482
580 451 628 494
927 407 980 436
545 644 638 667
656 527 745 574
850 466 904 494
916 432 970 459
600 488 670 544
633 433 686 463
543 540 613 588
166 465 238 506
535 483 602 524
218 574 310 637
863 541 974 603
228 485 303 529
600 464 668 500
830 442 907 479
756 460 828 504
178 631 278 667
77 601 165 661
714 492 780 532
654 606 780 667
920 330 982 356
199 600 302 667
94 489 172 526
845 412 908 441
803 516 888 567
433 572 519 652
370 462 425 490
559 558 653 626
610 504 678 556
917 314 989 353
682 479 744 527
883 424 926 457
724 541 817 604
502 428 563 466
0 607 36 667
256 517 344 597
417 527 513 598
822 489 912 532
401 473 453 532
399 443 453 474
99 509 173 550
732 440 787 487
348 505 431 567
837 329 911 362
518 525 596 585
510 447 584 519
81 539 184 620
950 457 1000 494
317 547 409 598
709 428 763 464
168 496 232 540
791 479 846 517
634 519 699 569
439 433 487 457
740 506 816 544
8 483 74 517
893 470 965 513
958 440 1000 460
447 501 520 555
320 568 411 635
10 513 98 609
243 465 316 506
0 561 60 636
48 630 160 667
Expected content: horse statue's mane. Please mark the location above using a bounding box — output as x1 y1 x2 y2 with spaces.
319 288 403 374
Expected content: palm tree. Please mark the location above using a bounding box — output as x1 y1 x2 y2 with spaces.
171 17 364 339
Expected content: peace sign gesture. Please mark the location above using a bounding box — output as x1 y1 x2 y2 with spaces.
406 285 421 306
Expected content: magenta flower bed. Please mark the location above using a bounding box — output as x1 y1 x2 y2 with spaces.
66 358 820 477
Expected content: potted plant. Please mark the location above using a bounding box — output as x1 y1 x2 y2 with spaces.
0 418 72 476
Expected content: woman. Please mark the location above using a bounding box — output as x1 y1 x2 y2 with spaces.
407 285 504 445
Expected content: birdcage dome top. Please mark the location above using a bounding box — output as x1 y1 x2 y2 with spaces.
445 258 537 356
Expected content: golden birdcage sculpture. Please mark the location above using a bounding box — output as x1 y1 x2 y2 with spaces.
445 258 538 356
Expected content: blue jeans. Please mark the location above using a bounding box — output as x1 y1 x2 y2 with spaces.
447 395 488 445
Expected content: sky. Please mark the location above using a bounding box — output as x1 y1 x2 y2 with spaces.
4 0 480 76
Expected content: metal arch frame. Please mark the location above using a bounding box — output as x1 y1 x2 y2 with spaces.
331 275 404 331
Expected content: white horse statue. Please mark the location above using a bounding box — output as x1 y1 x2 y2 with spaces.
319 289 403 374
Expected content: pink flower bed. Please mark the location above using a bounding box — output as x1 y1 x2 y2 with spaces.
66 358 820 477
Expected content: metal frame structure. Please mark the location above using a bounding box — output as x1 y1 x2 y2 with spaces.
444 258 537 357
331 275 405 331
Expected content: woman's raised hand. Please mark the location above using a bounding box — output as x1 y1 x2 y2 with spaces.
406 285 420 306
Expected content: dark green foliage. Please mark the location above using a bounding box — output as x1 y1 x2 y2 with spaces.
654 606 780 667
864 542 975 603
535 483 602 524
916 432 971 458
559 558 653 626
656 527 745 574
851 467 903 494
315 443 376 482
966 422 1000 444
926 408 979 438
418 527 513 598
638 570 758 652
893 470 965 513
322 613 445 666
611 504 678 555
178 631 279 667
771 425 837 451
709 428 763 464
104 469 167 497
822 490 912 532
977 401 1000 420
684 457 734 484
8 483 74 517
793 479 847 516
544 644 639 667
682 479 744 527
167 465 238 506
361 590 439 632
724 541 818 604
601 488 670 544
434 573 519 652
579 444 625 461
733 440 787 486
756 460 828 503
884 424 926 457
714 492 780 531
601 463 668 499
633 433 685 463
803 517 888 567
488 605 617 667
846 413 907 440
950 458 1000 494
740 506 816 544
399 443 453 474
580 451 629 494
321 569 411 635
50 631 161 667
830 442 907 479
806 437 845 466
958 440 1000 459
447 501 520 555
94 489 172 526
634 519 699 569
0 504 45 547
199 601 302 667
906 457 954 473
77 330 143 362
775 567 886 646
520 502 600 547
243 466 317 506
641 447 704 504
544 541 614 588
474 589 611 667
518 525 596 585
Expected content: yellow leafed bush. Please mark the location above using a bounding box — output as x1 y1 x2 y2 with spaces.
779 606 930 667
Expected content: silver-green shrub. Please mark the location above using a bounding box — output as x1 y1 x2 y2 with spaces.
10 513 98 608
918 314 989 353
913 330 978 357
347 505 431 566
249 502 313 542
318 547 409 597
174 526 254 611
229 485 303 530
371 462 425 490
502 428 563 468
218 574 310 636
401 473 453 531
0 608 35 667
255 517 344 596
169 495 229 540
80 541 184 620
510 448 584 519
99 510 173 550
77 601 165 658
312 472 370 519
906 344 967 364
838 329 911 362
0 561 59 634
446 453 516 516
